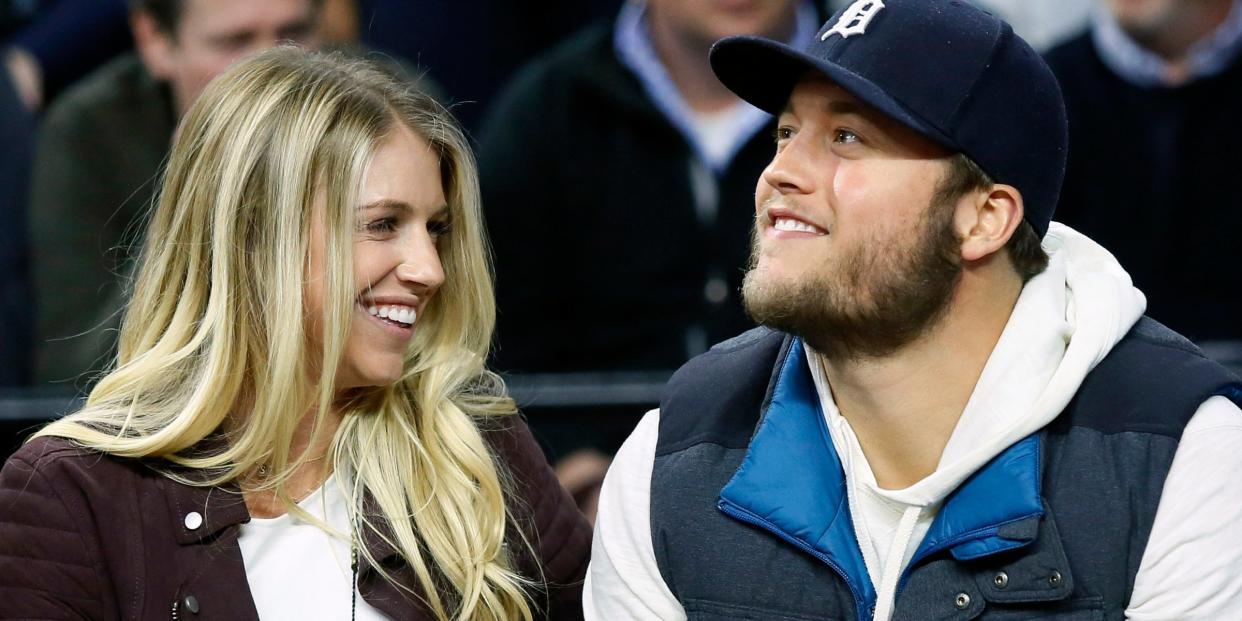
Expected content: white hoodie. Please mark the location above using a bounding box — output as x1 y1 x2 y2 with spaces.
586 224 1242 620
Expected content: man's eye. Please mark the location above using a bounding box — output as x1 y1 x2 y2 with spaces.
772 126 795 143
834 129 861 144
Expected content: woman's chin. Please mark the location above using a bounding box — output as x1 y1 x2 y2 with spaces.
335 362 406 392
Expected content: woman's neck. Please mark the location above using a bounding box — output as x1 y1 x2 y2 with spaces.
242 404 345 518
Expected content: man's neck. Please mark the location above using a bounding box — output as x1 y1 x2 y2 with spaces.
821 269 1022 490
646 9 797 114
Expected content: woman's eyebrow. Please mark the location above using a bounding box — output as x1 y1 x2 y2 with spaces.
358 199 413 212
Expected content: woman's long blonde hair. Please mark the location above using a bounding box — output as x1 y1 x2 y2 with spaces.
36 48 536 620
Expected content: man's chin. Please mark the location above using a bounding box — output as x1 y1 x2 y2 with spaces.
742 270 805 326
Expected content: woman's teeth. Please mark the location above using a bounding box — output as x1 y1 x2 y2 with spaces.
366 305 416 326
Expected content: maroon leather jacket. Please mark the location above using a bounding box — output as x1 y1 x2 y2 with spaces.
0 416 590 620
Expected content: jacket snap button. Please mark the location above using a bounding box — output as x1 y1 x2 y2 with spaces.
993 571 1009 588
183 595 199 614
1049 570 1063 586
954 593 971 610
183 511 203 530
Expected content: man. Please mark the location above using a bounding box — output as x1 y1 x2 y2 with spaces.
478 0 820 375
1045 0 1242 347
587 1 1242 619
28 0 322 385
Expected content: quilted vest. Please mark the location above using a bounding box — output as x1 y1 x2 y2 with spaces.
651 317 1241 620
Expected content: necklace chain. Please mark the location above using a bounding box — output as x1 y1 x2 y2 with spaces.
351 542 359 620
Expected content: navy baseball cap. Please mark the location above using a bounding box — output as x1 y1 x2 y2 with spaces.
710 0 1068 237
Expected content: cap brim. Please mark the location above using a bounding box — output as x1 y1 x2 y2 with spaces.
710 36 960 152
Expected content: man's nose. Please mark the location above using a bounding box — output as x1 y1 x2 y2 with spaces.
761 135 821 196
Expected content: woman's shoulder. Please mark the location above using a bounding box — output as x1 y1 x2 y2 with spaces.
9 434 96 464
478 414 592 609
477 414 567 503
6 435 130 474
1 435 154 502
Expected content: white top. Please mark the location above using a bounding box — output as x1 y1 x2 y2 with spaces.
686 104 758 173
585 224 1242 620
237 474 388 620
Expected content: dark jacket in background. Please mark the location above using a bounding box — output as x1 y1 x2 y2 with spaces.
1045 32 1242 343
0 416 590 620
0 63 35 386
28 52 175 387
478 22 775 374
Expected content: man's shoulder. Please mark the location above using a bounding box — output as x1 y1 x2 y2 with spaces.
486 21 653 124
493 22 616 98
664 327 786 400
42 53 162 134
1055 317 1242 438
657 328 789 455
1043 29 1095 75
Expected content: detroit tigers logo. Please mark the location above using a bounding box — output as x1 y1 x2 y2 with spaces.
821 0 886 41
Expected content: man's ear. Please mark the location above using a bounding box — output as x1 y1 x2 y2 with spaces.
955 183 1023 262
131 10 177 81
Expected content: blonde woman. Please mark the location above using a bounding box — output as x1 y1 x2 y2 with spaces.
0 48 590 620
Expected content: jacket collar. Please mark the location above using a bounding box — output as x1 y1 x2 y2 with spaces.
718 338 1046 612
156 464 427 617
159 472 250 545
158 466 406 570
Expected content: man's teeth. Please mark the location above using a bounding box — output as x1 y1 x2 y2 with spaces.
366 305 416 325
773 217 823 234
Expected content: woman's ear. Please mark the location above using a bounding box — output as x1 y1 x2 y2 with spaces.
955 183 1024 262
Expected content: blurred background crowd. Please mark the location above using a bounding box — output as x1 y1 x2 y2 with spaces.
2 0 1241 519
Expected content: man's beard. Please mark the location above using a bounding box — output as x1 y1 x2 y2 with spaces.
742 199 963 362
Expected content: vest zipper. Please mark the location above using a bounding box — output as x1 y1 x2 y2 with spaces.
718 498 871 620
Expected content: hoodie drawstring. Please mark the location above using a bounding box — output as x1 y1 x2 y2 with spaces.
872 506 922 620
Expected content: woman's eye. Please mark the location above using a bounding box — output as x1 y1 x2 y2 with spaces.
365 217 397 234
773 126 795 143
428 218 452 239
833 129 861 144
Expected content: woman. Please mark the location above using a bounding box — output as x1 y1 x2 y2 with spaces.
0 48 590 620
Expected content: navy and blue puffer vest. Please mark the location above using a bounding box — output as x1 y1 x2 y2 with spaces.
651 317 1241 620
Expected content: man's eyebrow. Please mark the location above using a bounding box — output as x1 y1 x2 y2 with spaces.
827 100 873 118
776 99 876 120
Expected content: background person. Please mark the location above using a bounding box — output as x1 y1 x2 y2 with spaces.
586 1 1242 619
476 1 821 493
478 0 820 376
28 0 325 386
0 48 589 620
1045 0 1242 348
